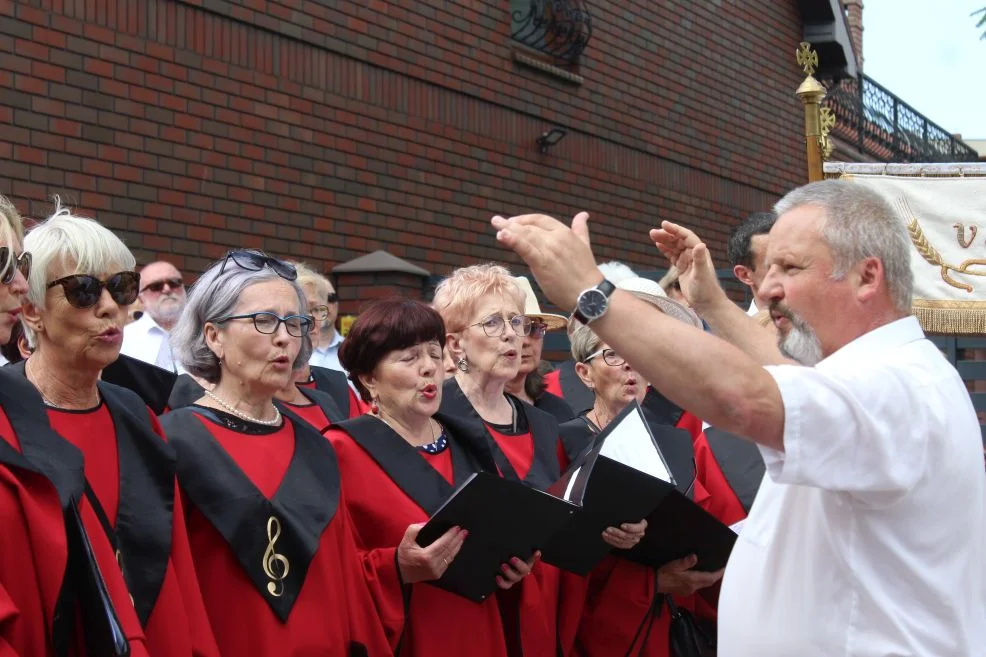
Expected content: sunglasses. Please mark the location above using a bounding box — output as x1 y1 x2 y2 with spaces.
530 321 548 339
0 247 31 285
47 271 141 309
219 250 297 281
326 293 338 303
140 277 183 294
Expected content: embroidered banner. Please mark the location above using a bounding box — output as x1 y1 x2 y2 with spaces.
824 163 986 335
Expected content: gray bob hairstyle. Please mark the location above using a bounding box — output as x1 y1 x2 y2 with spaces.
170 256 312 383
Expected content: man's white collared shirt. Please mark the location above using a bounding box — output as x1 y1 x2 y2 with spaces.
718 316 986 657
309 330 345 373
121 313 182 373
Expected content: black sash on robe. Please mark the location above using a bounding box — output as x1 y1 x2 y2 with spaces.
159 406 342 622
101 354 177 415
643 386 764 512
167 373 206 411
556 359 594 416
309 366 352 417
533 391 575 424
438 378 560 491
333 414 494 516
296 386 344 429
7 362 175 627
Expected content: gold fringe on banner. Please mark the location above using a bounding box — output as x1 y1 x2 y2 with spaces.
912 300 986 335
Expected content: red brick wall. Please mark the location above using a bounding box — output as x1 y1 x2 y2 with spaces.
1 0 808 308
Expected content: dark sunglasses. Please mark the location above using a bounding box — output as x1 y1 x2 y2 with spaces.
219 250 297 281
47 271 140 309
140 277 183 294
0 247 31 285
326 292 338 303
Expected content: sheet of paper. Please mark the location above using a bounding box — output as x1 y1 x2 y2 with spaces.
598 406 672 483
562 466 583 502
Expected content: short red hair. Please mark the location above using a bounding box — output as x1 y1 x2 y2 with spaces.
338 298 446 402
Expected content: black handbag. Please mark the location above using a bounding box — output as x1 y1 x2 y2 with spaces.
667 596 715 657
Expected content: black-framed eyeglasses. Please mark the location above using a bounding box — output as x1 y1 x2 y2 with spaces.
47 271 140 309
530 321 548 339
470 314 532 338
0 247 31 285
140 277 183 294
218 250 297 281
582 347 626 367
308 304 329 322
210 311 314 338
326 292 338 303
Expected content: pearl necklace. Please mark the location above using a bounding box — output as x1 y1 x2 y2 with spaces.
204 389 282 426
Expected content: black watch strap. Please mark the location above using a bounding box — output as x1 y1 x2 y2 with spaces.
572 279 617 324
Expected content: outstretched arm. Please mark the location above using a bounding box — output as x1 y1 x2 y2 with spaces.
491 212 786 451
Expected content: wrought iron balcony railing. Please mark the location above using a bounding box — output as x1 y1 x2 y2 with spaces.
824 74 979 162
510 0 592 66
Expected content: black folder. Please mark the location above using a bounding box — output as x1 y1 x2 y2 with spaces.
541 402 736 575
66 500 131 656
415 472 578 603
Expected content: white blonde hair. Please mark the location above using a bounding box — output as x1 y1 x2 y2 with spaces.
23 201 136 310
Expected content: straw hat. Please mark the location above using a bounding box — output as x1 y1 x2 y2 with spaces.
512 276 569 331
615 276 703 329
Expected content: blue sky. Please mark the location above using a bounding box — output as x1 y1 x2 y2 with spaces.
864 0 985 140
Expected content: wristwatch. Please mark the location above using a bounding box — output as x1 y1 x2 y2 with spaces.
572 279 616 324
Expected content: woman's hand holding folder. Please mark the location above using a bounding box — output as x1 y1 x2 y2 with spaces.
602 518 648 550
398 524 469 584
495 551 540 590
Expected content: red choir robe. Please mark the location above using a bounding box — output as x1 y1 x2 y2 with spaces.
440 378 587 657
281 385 345 433
38 379 221 657
326 412 527 657
159 406 404 657
0 369 150 657
305 365 365 418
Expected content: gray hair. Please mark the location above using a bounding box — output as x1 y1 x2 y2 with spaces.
774 180 913 313
170 258 312 383
22 202 136 346
569 320 602 363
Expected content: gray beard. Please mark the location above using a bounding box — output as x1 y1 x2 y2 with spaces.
779 322 823 366
151 299 185 326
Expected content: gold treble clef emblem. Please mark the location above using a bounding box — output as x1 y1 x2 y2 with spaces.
262 516 290 597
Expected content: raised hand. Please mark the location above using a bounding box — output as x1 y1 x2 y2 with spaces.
650 221 725 312
491 211 601 312
656 554 725 596
399 523 468 584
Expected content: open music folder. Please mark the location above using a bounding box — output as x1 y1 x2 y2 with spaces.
415 472 578 602
541 401 737 575
416 402 737 601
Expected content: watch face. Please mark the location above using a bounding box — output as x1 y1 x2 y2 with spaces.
578 289 608 320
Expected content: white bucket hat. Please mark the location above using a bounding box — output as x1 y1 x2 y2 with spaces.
512 276 568 331
615 276 703 329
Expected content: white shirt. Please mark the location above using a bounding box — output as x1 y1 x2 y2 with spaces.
746 299 759 316
121 313 182 373
309 330 345 373
718 316 986 657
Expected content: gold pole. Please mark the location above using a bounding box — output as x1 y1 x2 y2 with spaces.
795 42 826 182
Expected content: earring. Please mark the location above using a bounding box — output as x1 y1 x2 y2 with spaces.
456 357 469 372
370 399 379 414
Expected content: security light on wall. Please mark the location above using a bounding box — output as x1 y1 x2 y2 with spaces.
537 127 568 154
